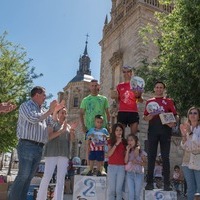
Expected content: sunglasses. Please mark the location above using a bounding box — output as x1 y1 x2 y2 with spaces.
189 112 198 115
123 71 132 73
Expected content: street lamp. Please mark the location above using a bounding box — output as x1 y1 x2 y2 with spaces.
78 140 82 158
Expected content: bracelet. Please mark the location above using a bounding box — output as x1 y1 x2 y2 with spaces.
114 144 118 147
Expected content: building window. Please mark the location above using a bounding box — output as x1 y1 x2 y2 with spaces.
73 97 79 107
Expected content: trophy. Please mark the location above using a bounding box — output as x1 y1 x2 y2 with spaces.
146 101 163 115
130 76 145 92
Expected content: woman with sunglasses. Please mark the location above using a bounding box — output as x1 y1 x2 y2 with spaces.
180 107 200 200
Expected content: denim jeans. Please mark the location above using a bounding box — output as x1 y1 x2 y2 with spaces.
107 165 125 200
37 156 69 200
127 172 144 200
9 140 43 200
182 166 200 200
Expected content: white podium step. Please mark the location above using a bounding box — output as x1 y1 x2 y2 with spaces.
73 175 107 200
144 189 177 200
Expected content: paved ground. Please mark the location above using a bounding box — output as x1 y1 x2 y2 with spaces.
1 167 186 200
64 194 73 200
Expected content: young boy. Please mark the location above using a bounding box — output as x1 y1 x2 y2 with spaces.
86 115 109 176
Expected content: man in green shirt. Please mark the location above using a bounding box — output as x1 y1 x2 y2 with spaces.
80 79 110 132
80 79 110 163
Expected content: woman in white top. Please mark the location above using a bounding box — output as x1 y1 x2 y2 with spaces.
180 107 200 200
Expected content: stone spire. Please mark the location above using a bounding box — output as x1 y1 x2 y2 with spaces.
104 15 108 25
83 34 88 55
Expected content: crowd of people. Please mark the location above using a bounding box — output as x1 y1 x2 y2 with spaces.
2 65 200 200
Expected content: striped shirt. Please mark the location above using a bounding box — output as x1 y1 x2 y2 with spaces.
17 99 53 144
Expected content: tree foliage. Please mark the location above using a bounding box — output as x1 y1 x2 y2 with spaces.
0 32 42 152
137 0 200 116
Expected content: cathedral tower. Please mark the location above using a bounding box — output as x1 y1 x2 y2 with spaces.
58 38 93 158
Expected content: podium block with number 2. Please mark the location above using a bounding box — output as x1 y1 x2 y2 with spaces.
73 175 107 200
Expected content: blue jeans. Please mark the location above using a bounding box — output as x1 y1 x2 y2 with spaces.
9 140 43 200
107 165 125 200
127 172 144 200
182 166 200 200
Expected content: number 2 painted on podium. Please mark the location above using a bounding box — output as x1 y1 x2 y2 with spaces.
83 178 96 197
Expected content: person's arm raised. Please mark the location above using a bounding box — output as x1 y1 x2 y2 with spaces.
0 102 17 113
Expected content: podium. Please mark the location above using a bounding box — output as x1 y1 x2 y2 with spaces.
73 175 107 200
144 189 177 200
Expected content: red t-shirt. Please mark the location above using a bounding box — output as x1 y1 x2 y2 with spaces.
144 97 177 116
117 82 138 112
108 139 126 165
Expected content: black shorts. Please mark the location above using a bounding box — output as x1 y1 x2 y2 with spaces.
117 111 139 126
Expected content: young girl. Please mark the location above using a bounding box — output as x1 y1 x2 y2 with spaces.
124 134 147 200
107 123 126 200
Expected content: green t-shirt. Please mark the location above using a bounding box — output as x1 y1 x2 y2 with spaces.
80 94 109 130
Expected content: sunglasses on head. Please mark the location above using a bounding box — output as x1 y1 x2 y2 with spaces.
189 111 198 115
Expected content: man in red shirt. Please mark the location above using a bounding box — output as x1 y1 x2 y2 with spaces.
144 81 177 191
111 66 142 134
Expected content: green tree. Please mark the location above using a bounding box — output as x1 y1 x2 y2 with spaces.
137 0 200 115
0 32 42 152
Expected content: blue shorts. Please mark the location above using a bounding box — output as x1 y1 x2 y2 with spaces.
89 151 104 162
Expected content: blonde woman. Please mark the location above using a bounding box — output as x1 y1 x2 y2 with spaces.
180 107 200 200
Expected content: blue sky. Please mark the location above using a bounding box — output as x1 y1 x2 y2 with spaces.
0 0 111 100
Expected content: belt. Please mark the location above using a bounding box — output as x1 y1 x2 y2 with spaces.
20 139 44 147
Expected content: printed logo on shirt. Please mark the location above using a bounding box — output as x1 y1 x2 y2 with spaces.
90 132 107 146
162 100 167 105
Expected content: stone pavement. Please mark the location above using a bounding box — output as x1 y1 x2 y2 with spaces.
1 168 187 200
64 194 73 200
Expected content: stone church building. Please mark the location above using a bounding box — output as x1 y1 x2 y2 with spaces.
59 0 183 172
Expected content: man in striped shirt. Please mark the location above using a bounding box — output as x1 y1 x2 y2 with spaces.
9 86 61 200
